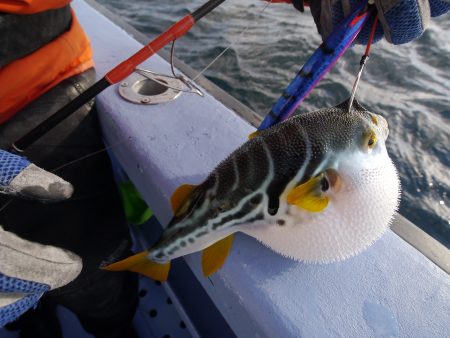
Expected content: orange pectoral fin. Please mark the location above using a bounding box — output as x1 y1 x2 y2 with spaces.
170 184 197 214
102 251 171 282
201 235 234 277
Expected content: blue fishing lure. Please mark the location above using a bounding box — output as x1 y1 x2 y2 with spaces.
259 0 371 131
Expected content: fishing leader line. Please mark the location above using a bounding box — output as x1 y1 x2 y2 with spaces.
192 0 273 81
137 0 273 87
347 9 379 113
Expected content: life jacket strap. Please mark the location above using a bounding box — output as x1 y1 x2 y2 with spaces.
0 5 72 67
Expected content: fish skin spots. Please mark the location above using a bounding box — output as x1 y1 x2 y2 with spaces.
167 246 179 255
196 231 208 238
276 219 286 226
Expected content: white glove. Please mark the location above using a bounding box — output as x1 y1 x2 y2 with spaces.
0 226 82 326
0 149 73 202
0 149 78 326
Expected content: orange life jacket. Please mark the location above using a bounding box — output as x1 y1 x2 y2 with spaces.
0 4 94 124
0 0 70 14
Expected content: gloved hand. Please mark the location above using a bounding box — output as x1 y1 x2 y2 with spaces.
0 149 73 202
0 226 82 326
0 149 79 326
273 0 450 44
309 0 450 44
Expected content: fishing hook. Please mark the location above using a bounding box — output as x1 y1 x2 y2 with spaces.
134 39 204 97
135 66 204 97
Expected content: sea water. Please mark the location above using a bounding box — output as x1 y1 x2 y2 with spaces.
98 0 450 248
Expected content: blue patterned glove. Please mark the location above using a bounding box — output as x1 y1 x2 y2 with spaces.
0 150 73 202
0 226 82 326
308 0 450 45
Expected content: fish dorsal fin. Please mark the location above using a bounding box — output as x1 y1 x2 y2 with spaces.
102 251 171 282
287 174 329 212
170 184 197 214
201 234 234 277
337 98 366 112
351 98 366 111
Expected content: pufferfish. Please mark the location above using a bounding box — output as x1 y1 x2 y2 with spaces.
104 100 400 281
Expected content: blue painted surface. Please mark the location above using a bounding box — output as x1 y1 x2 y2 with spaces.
73 1 450 337
363 302 399 337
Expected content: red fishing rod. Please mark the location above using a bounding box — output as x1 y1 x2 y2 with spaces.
10 0 227 153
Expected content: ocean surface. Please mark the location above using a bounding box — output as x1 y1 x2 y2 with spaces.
98 0 449 248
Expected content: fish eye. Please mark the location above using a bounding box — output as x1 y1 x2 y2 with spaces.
368 135 377 148
320 176 329 192
364 129 377 150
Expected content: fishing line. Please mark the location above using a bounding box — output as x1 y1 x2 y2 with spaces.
138 0 273 97
170 40 177 78
192 0 273 81
0 0 274 217
347 11 378 112
50 142 122 173
3 0 275 183
0 198 14 215
135 67 204 96
0 137 132 216
10 0 229 153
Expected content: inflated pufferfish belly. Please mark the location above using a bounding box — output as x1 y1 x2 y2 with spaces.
103 100 400 281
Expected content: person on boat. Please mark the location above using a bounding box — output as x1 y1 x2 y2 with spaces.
0 1 139 337
273 0 450 44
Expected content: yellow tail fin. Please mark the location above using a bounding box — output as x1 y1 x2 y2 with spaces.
102 251 171 282
202 235 234 277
